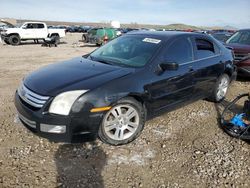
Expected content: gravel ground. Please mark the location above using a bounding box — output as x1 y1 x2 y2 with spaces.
0 33 249 188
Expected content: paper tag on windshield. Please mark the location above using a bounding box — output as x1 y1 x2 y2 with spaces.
143 38 161 44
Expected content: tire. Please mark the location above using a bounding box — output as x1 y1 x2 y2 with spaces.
82 34 87 42
9 35 21 45
208 74 230 102
98 97 145 145
51 34 60 44
221 123 245 138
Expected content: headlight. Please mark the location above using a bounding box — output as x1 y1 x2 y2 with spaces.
49 90 88 115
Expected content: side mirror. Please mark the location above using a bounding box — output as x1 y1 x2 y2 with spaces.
160 62 179 71
155 62 179 75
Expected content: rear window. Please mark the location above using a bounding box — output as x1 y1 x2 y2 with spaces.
195 39 216 59
97 29 105 36
37 24 44 29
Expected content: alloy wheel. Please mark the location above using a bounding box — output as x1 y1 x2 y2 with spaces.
103 104 140 141
216 77 229 100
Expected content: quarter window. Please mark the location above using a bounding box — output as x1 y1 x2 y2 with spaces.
164 38 193 64
195 39 215 59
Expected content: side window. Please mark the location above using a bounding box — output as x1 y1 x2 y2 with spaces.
165 38 193 64
26 24 34 29
37 24 44 29
195 38 216 59
26 24 38 29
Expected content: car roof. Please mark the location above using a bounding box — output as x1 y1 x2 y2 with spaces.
127 30 201 40
23 22 45 24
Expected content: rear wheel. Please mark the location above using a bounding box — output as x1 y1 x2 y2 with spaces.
98 97 145 145
51 34 60 44
209 74 230 102
9 35 20 45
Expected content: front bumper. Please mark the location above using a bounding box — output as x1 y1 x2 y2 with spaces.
0 33 8 41
14 92 103 143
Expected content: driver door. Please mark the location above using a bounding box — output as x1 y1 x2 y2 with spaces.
146 36 196 113
21 23 37 39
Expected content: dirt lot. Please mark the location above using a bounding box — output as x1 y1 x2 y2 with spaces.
0 33 249 188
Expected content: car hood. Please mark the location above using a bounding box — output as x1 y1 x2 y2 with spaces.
24 57 133 96
225 43 250 53
5 28 22 33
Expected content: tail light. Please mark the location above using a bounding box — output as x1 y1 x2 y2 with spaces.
103 35 108 44
103 35 108 41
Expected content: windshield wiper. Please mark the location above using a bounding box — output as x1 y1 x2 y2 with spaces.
89 55 113 65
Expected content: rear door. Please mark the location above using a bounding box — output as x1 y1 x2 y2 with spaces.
146 36 195 112
191 36 223 98
36 23 47 39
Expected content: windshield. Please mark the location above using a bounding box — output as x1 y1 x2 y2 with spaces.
15 23 23 28
90 35 162 67
226 31 250 45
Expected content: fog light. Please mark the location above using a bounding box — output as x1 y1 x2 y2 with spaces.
40 124 66 134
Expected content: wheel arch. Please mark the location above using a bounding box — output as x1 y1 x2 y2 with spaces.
223 59 237 78
49 33 60 37
125 94 148 118
7 33 20 38
224 68 233 78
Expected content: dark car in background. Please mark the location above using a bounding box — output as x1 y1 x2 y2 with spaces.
211 31 233 43
67 25 92 33
226 29 250 77
15 31 236 145
77 26 92 32
67 26 79 32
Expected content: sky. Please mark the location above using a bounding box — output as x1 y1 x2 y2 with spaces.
0 0 250 28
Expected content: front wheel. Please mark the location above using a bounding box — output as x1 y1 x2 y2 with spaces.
209 74 230 102
98 97 145 145
9 35 20 45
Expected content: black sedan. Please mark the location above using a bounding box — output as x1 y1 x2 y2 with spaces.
15 31 236 145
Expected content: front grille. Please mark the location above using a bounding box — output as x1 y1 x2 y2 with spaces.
18 84 49 108
234 53 250 62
